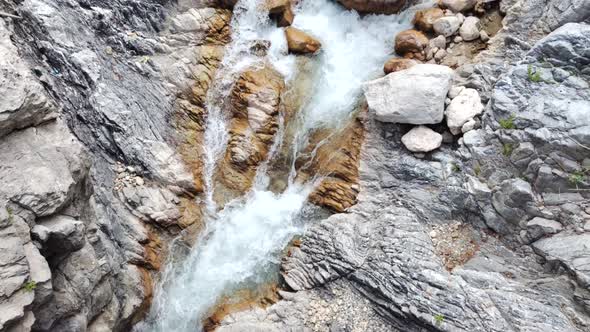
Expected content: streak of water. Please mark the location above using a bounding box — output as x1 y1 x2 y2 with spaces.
141 1 431 331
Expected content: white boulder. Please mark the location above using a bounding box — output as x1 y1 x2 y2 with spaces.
401 126 443 152
460 16 481 41
363 64 454 124
441 0 478 13
445 88 484 135
433 16 462 37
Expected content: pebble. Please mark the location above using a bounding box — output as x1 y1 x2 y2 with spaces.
480 30 490 42
454 36 463 43
135 177 144 186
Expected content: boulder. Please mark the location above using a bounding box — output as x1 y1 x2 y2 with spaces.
459 16 480 41
285 27 321 54
118 186 181 228
525 217 563 242
394 29 429 59
336 0 409 14
32 215 86 256
363 64 454 124
217 67 285 196
412 8 444 32
267 0 294 27
491 179 535 225
0 20 56 138
433 16 462 37
0 121 89 217
441 0 478 13
383 58 419 74
401 126 443 152
445 88 484 135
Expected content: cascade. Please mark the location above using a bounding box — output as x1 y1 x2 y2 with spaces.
140 1 428 330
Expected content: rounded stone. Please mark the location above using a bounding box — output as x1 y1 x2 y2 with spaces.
401 126 443 152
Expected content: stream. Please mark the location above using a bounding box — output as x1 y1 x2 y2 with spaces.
139 0 428 330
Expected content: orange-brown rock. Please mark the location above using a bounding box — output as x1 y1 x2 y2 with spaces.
216 66 285 198
412 7 444 32
295 110 365 212
336 0 409 14
285 27 322 54
175 46 225 194
394 29 429 58
273 6 294 27
267 0 294 27
383 58 419 74
131 267 155 325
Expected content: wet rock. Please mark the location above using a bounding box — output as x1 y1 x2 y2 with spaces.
460 16 481 41
0 20 56 138
412 7 444 32
441 0 478 13
285 27 321 54
525 217 563 242
336 0 409 14
363 64 454 124
433 16 462 37
383 58 418 74
217 67 285 196
267 0 294 27
401 126 443 152
445 88 484 135
297 115 365 213
394 29 429 58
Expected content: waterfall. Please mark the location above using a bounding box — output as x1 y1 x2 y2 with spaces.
139 1 429 331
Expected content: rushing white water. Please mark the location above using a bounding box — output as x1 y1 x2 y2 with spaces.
140 1 430 331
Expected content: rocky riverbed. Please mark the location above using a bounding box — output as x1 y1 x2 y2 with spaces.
0 0 589 331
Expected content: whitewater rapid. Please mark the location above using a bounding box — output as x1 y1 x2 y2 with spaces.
140 0 430 331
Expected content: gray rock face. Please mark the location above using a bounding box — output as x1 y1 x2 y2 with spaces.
0 121 89 217
363 64 454 124
219 2 590 332
0 20 56 138
220 117 590 331
0 0 231 330
32 215 86 256
533 233 590 288
525 217 563 242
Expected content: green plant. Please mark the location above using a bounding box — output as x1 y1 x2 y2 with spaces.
498 115 516 130
4 206 14 224
502 143 514 156
434 314 444 325
23 281 36 292
527 65 542 82
568 169 587 186
451 163 461 173
474 164 482 177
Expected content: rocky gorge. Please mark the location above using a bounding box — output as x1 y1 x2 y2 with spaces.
0 0 589 332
